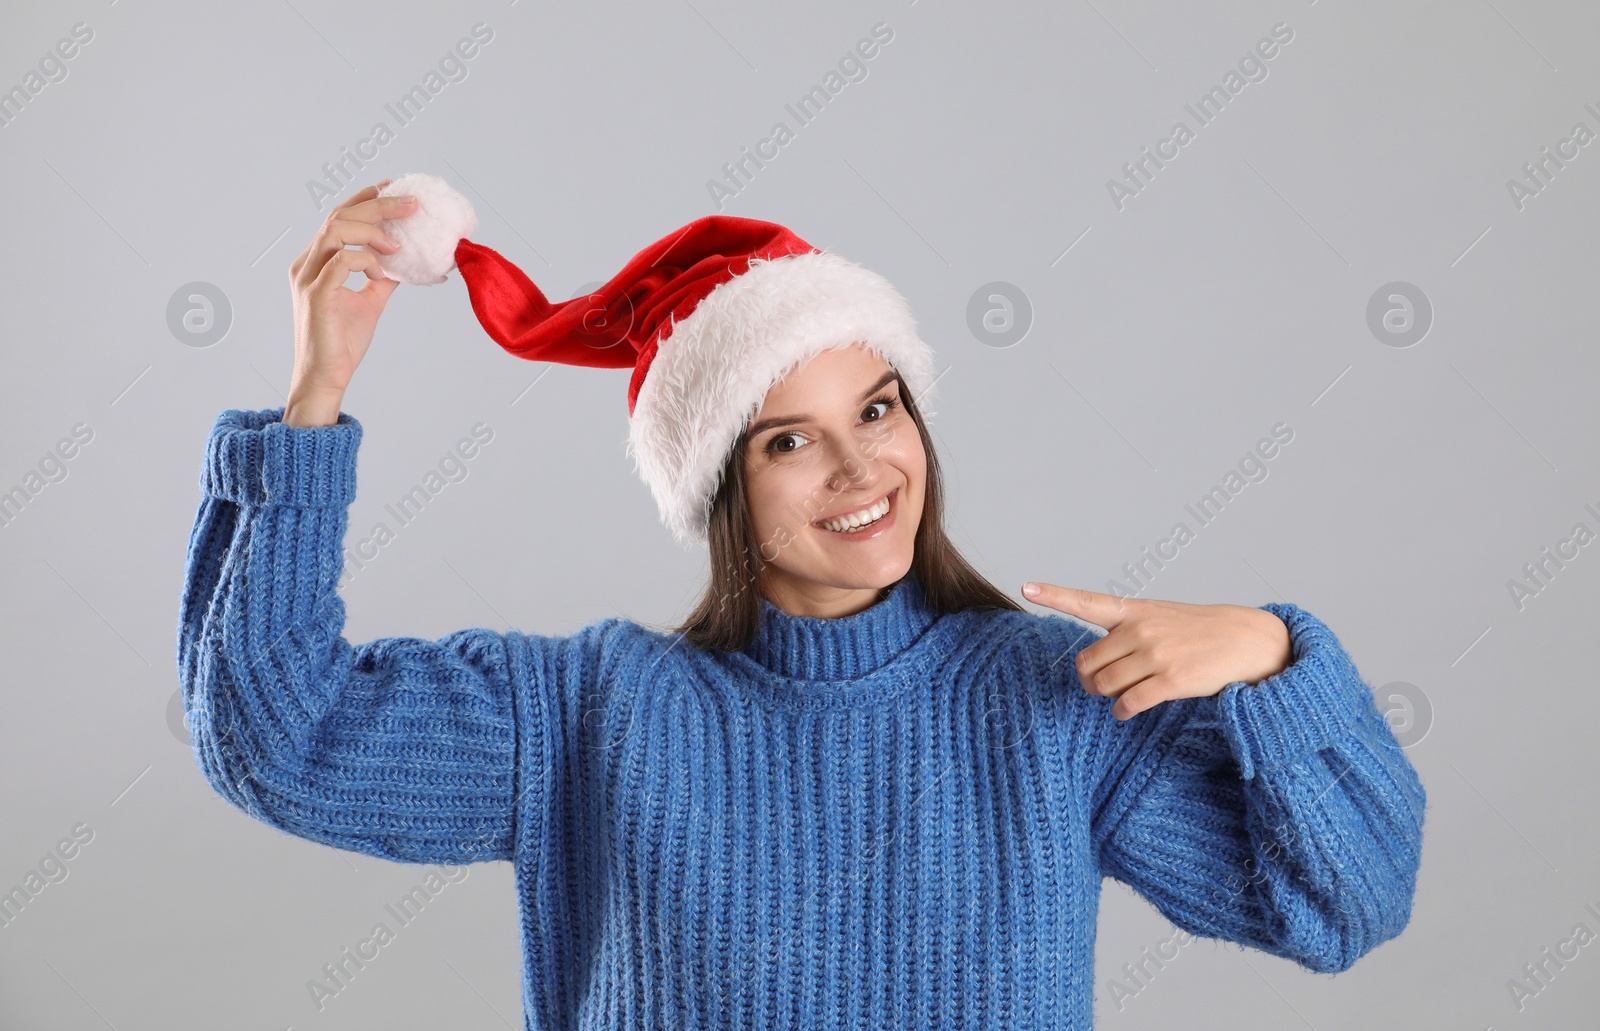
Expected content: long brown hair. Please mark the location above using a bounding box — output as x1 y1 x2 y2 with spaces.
668 370 1023 652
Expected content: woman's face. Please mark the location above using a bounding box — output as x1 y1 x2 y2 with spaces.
741 343 926 617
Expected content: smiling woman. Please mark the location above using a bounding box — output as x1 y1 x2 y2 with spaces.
179 175 1425 1030
674 341 1021 647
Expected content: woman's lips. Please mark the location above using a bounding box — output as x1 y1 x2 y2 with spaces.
813 486 898 541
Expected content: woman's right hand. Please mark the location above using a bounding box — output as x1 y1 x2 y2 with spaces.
284 180 417 426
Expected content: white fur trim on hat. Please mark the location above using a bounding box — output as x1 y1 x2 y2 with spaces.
626 249 938 549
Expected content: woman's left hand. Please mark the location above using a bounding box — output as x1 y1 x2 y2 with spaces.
1021 583 1294 721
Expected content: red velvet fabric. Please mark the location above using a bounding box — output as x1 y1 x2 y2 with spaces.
453 216 815 416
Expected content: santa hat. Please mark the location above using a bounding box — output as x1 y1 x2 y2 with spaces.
367 172 938 549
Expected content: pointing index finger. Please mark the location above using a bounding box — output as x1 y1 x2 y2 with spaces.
1021 583 1133 630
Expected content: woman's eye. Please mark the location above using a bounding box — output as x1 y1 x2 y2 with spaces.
766 433 802 455
864 395 901 421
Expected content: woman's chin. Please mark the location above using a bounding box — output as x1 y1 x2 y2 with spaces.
806 539 914 587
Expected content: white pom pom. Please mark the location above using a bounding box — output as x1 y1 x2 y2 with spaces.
367 172 478 285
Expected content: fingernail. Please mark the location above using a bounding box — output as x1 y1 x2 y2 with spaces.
400 195 417 204
1022 582 1040 598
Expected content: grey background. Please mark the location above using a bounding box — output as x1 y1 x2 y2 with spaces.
1 0 1596 1027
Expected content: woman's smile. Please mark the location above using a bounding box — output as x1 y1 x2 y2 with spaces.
813 485 899 540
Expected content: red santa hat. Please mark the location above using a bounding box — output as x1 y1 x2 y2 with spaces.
367 172 939 549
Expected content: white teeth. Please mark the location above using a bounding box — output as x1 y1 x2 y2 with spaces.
820 493 891 533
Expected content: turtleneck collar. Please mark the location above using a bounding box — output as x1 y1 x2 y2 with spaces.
740 572 940 681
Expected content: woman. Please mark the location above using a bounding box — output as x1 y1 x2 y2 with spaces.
177 179 1426 1028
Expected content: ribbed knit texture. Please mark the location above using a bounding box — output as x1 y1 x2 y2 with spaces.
177 407 1428 1030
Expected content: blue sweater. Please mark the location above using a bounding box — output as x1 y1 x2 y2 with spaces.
177 407 1427 1030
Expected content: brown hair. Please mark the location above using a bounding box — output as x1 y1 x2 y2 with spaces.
668 370 1023 652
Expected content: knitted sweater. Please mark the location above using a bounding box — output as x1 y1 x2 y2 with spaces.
177 407 1427 1030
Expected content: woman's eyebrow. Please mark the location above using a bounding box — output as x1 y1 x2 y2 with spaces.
746 370 899 439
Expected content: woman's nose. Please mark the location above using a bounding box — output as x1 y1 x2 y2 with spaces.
824 450 879 495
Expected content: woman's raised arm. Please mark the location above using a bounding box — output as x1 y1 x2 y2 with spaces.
176 180 571 864
178 408 529 864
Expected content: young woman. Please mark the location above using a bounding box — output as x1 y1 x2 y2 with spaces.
178 179 1427 1028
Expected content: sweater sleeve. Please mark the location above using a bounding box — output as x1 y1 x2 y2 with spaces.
176 406 524 866
1059 604 1427 974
